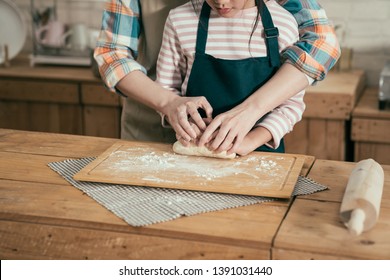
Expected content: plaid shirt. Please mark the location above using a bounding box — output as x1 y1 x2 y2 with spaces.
95 0 341 91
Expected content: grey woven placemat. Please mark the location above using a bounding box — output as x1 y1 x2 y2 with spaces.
48 157 328 226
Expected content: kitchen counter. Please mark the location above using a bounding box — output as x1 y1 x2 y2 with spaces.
0 56 99 82
0 59 122 138
0 129 389 259
1 60 365 160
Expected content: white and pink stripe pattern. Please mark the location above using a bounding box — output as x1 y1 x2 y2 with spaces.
156 0 305 148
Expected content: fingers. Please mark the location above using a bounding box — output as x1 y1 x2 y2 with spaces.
214 130 236 152
176 122 202 146
187 103 206 131
172 104 198 141
187 97 213 130
175 127 191 142
199 97 213 119
172 97 213 141
176 114 245 156
198 115 235 150
177 110 197 139
190 122 203 141
228 135 244 155
176 133 191 147
198 117 242 154
198 118 221 146
203 117 213 125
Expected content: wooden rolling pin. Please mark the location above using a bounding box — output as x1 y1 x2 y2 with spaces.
340 159 384 236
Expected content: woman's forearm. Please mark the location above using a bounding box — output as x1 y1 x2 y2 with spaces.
116 70 179 113
117 70 213 141
244 63 309 118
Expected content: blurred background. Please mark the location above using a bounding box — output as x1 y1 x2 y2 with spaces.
0 0 390 164
2 0 389 85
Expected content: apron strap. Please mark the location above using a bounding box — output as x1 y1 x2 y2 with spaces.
259 1 280 67
195 2 211 54
196 1 280 67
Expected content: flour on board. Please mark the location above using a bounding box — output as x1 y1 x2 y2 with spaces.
100 147 288 188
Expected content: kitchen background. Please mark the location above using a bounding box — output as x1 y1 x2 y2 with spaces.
15 0 104 49
1 0 389 165
7 0 390 86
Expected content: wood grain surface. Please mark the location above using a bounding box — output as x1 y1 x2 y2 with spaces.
303 70 365 120
273 199 390 259
0 129 295 259
273 159 390 260
74 141 307 198
3 129 388 260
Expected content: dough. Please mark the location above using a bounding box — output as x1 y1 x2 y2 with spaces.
172 141 236 159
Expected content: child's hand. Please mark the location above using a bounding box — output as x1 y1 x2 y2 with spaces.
235 127 272 156
198 104 259 154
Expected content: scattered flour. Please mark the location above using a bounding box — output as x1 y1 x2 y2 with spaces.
98 147 290 188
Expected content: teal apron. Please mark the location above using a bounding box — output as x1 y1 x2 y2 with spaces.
186 1 284 153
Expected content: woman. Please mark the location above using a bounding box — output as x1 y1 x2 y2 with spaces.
94 0 340 154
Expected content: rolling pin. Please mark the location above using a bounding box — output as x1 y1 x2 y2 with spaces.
340 158 384 236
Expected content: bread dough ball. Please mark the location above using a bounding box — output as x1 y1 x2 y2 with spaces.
172 141 236 159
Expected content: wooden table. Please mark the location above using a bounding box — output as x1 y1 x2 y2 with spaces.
274 159 390 259
0 129 388 260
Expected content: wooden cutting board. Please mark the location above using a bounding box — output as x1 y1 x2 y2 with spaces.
73 141 307 198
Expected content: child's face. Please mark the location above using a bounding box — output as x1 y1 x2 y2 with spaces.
206 0 256 18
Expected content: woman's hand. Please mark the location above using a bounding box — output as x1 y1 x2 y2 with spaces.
198 103 260 154
162 95 213 142
176 117 213 147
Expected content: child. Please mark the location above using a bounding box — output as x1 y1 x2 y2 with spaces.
94 0 340 148
156 0 305 155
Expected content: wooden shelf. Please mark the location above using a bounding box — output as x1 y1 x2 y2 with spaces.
285 70 366 161
352 87 390 164
0 59 122 138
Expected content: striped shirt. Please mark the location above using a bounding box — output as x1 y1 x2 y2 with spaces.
156 1 304 148
94 0 340 91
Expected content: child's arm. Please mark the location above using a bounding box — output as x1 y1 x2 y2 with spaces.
235 127 273 156
254 89 305 150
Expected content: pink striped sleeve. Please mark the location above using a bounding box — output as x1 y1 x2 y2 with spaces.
257 90 306 148
156 14 186 95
